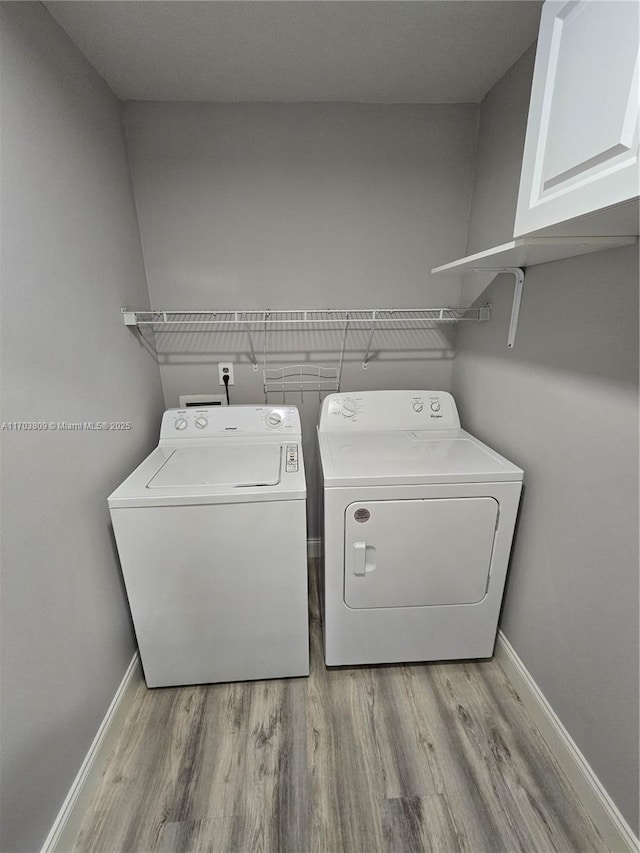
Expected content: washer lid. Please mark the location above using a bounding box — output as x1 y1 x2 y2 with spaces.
318 428 523 486
108 441 306 507
148 444 281 488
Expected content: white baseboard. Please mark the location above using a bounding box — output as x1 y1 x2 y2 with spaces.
307 537 321 559
495 631 639 853
41 653 143 853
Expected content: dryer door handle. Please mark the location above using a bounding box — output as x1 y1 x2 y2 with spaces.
352 541 367 576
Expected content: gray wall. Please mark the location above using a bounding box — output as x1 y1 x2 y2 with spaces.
0 5 164 851
124 102 479 535
452 51 640 833
464 44 536 256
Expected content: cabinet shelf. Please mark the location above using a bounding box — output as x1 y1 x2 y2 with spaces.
431 236 636 275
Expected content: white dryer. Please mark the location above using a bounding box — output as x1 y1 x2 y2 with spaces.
317 390 523 666
109 406 309 687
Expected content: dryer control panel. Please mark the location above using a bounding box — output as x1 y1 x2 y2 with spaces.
159 406 302 440
318 391 460 431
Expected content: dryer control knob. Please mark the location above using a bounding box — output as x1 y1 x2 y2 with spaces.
174 417 188 431
340 400 358 418
195 416 208 429
413 402 424 413
267 411 284 427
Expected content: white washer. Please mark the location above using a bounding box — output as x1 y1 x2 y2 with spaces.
317 390 523 666
109 406 309 687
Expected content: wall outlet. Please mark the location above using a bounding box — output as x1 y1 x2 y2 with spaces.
218 362 234 385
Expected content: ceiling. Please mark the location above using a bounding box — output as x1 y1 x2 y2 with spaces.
44 1 542 104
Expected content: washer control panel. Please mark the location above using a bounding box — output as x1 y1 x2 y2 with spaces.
160 406 302 439
319 391 460 431
285 444 299 472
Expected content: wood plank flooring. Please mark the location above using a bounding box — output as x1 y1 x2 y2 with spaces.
72 563 607 853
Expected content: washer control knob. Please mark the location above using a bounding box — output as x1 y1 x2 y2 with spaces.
267 410 284 427
430 400 441 413
195 416 208 429
412 402 424 413
174 417 188 431
340 399 358 418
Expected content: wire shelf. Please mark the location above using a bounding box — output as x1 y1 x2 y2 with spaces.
122 306 491 397
122 307 490 329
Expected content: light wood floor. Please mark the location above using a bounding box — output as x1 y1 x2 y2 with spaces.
73 564 607 853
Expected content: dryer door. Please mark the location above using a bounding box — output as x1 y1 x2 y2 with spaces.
344 497 498 609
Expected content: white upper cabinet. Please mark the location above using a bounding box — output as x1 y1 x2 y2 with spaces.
514 0 639 237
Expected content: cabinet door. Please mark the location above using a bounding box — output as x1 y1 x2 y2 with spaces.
514 0 639 236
